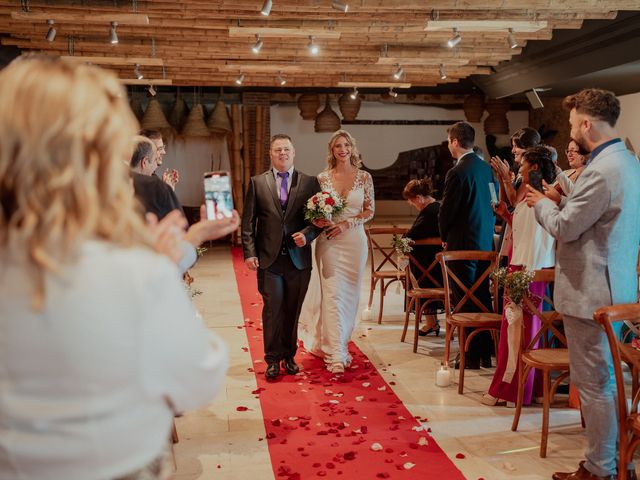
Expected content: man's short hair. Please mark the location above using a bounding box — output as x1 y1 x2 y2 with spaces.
130 136 156 168
447 122 475 149
270 133 293 148
563 88 620 127
139 129 163 141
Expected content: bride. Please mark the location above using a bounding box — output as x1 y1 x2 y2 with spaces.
298 130 375 374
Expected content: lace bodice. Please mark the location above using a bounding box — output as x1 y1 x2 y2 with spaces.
317 169 375 228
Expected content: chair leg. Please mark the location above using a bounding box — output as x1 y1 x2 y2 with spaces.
413 299 423 353
172 420 179 443
443 323 454 366
511 362 528 432
368 277 376 310
377 279 385 324
401 298 413 343
540 370 550 458
458 328 466 395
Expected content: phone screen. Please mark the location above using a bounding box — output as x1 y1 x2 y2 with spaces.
528 170 544 192
488 182 498 206
204 171 234 220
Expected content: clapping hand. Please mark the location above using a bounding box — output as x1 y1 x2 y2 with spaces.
146 210 187 264
492 201 510 222
490 156 511 182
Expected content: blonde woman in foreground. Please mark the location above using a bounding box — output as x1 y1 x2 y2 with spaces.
0 56 228 480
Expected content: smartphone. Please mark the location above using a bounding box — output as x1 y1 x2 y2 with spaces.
204 171 234 220
528 170 544 192
488 182 498 206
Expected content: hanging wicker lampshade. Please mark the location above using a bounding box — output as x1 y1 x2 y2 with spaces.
314 95 341 133
483 98 510 135
129 95 144 121
207 99 232 135
141 98 172 130
338 92 361 121
182 104 211 137
168 92 189 131
463 93 485 123
297 93 320 120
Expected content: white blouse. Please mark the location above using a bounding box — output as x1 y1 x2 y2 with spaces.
510 201 556 270
0 241 227 480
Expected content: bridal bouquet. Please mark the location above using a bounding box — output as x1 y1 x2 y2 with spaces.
304 191 346 222
491 267 535 306
391 234 414 257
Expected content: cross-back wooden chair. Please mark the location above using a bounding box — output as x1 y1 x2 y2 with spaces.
401 237 444 353
437 250 502 394
594 303 640 480
365 226 408 324
510 268 570 458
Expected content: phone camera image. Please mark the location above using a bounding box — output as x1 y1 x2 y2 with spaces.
204 172 233 220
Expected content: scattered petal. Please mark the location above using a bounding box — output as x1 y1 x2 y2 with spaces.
362 382 371 387
377 386 387 391
455 453 466 459
376 473 390 479
403 463 416 470
418 437 428 446
503 462 516 471
355 396 364 402
371 443 383 451
236 406 249 412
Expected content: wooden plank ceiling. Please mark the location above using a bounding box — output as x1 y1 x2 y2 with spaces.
1 1 639 89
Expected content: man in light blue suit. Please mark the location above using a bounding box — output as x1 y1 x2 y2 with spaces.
527 89 640 480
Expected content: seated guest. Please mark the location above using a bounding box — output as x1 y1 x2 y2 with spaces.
402 178 443 336
482 146 557 406
0 56 228 479
130 136 183 220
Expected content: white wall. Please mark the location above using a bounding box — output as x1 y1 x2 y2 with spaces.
619 91 640 154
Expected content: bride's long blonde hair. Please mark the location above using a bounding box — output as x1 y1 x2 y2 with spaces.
0 56 151 309
326 129 362 169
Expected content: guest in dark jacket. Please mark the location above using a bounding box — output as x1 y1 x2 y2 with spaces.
403 177 443 336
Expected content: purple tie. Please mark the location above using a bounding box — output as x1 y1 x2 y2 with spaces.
277 171 289 207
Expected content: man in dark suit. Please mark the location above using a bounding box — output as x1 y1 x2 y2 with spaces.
438 122 497 369
130 136 183 220
242 134 321 380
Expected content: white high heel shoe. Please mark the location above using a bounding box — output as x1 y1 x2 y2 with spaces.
327 363 345 374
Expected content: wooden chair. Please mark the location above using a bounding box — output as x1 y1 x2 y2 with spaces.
365 226 408 324
437 250 502 394
401 237 444 353
594 303 640 480
510 268 570 458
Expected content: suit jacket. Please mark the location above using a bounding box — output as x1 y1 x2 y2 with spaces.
242 169 321 270
132 172 183 220
438 152 497 251
535 141 640 319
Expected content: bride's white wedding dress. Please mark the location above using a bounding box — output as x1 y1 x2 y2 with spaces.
298 169 375 371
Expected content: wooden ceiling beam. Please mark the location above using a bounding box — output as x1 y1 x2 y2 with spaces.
11 11 149 25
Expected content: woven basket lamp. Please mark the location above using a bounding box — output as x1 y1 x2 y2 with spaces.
297 93 320 120
141 98 172 130
207 99 232 136
314 95 341 133
483 98 510 135
168 93 189 131
463 93 485 123
338 92 361 121
182 104 211 137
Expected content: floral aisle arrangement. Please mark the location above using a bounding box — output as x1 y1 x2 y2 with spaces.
491 267 537 382
304 191 346 222
391 235 414 293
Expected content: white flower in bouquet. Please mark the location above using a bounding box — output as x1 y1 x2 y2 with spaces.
304 190 347 222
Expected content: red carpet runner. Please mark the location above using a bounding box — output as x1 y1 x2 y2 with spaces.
231 248 465 479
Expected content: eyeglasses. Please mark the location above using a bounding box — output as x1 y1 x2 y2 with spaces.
565 149 581 155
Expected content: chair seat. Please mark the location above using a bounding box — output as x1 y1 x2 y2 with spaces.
407 287 445 299
521 348 570 369
448 312 502 328
620 343 640 370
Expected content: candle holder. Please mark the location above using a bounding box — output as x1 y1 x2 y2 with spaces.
435 362 451 387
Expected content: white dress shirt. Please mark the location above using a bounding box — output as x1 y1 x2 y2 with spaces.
0 240 228 480
510 201 555 270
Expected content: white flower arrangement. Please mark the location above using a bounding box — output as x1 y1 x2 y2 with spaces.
391 234 414 256
304 191 347 222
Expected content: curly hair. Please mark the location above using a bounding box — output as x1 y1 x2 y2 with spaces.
563 88 620 127
326 130 362 169
0 55 151 310
402 178 434 200
521 146 557 184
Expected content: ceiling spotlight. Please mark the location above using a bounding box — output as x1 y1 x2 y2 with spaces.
332 1 349 12
45 19 56 42
260 0 272 16
235 73 245 85
507 28 518 49
388 87 398 98
109 21 118 45
308 36 319 55
251 34 263 54
439 64 447 80
447 28 461 48
393 64 404 80
134 64 143 80
349 87 358 100
147 85 156 97
277 74 286 86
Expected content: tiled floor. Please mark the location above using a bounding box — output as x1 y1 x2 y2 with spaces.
171 246 587 480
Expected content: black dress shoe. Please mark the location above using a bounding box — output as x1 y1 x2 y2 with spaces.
481 356 492 368
265 362 280 380
451 353 481 370
282 358 300 375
